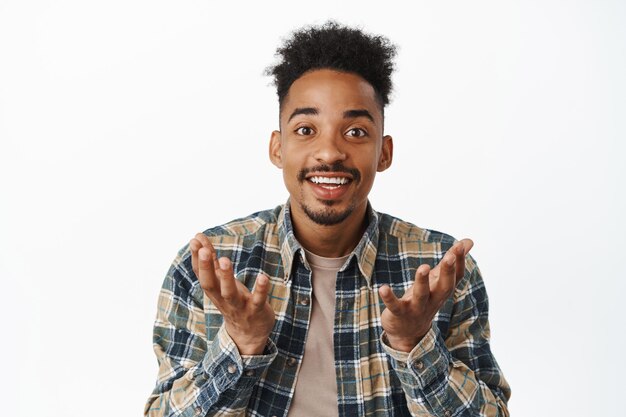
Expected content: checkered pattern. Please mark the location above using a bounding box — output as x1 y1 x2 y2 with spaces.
145 203 511 416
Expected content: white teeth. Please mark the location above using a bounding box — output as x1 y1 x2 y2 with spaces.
310 176 349 185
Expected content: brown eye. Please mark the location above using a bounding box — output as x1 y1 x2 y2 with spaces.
346 128 367 138
296 126 314 135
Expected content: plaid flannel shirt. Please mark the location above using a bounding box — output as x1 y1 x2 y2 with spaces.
145 203 511 417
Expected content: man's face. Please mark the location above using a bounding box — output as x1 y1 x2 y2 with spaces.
270 69 393 227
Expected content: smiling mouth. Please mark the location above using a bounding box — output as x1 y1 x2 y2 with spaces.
306 175 353 189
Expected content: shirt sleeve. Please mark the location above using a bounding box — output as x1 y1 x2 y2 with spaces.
381 258 511 417
144 249 278 417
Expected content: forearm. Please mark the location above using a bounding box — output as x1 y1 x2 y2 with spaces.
382 327 510 417
145 326 277 417
146 254 277 417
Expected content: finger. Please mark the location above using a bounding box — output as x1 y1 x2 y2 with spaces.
190 238 202 277
194 232 212 249
433 252 456 302
461 238 474 256
453 241 466 280
378 285 403 315
198 247 220 294
217 257 243 307
412 264 431 303
212 251 220 273
454 239 474 281
251 274 271 309
193 233 219 275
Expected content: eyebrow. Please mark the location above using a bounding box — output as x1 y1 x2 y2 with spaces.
287 107 318 122
343 109 375 123
287 107 376 124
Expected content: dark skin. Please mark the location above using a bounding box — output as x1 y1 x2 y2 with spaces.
378 240 473 351
269 69 393 259
189 235 274 355
189 69 473 354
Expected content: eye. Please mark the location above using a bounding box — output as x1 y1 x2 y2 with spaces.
295 126 315 136
346 127 367 138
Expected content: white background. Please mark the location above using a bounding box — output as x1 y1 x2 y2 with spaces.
1 1 624 416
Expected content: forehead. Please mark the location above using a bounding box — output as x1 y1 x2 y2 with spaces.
281 69 382 120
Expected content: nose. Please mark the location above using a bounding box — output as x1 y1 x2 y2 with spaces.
313 130 346 165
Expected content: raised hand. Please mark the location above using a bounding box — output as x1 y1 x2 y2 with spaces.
190 234 275 355
378 239 474 352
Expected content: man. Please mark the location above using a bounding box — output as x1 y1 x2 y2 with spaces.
145 21 511 417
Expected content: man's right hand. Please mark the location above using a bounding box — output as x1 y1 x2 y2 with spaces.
190 234 275 355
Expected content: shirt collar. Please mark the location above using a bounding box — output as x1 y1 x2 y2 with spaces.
278 200 380 286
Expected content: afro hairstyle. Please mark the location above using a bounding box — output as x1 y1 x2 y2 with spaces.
265 21 397 113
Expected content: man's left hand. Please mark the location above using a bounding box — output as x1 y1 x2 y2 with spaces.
378 239 474 352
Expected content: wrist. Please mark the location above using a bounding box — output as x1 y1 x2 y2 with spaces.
224 323 272 355
226 330 268 355
236 340 268 355
384 331 427 353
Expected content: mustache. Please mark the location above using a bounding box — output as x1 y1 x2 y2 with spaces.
297 162 361 183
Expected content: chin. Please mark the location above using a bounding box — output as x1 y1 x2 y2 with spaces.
301 202 355 226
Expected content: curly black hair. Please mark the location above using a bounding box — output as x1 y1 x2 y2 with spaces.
265 21 397 112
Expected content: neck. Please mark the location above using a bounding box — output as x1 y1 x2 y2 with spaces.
289 202 368 258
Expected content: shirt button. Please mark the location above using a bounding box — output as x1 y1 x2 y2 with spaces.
245 369 255 376
299 297 310 306
227 364 237 374
414 360 424 370
286 357 297 367
194 406 202 415
444 410 452 417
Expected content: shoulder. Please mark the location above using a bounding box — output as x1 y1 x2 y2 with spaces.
201 205 282 238
375 211 483 311
375 210 478 271
194 206 284 263
167 205 283 283
376 211 458 246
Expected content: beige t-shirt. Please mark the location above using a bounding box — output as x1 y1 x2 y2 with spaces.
286 250 349 417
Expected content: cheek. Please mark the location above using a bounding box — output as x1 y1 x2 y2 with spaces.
281 159 301 188
359 156 381 180
280 148 307 174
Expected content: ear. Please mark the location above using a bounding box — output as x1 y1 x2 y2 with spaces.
269 130 283 168
377 135 393 172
